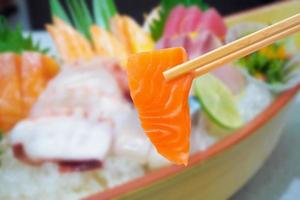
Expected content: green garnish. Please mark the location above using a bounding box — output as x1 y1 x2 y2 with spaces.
150 0 209 41
238 42 289 84
50 0 118 40
93 0 117 30
66 0 93 39
0 16 48 54
50 0 71 25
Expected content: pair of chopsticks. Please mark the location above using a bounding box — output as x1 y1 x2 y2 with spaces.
163 13 300 81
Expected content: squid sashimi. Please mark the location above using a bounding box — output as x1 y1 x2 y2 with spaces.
10 58 134 171
127 47 193 165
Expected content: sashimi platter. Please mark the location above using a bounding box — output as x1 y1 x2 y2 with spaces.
0 0 300 199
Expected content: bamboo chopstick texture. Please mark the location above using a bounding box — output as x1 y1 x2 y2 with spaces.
163 13 300 80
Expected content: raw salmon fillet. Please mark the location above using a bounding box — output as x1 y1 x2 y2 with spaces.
21 52 59 114
0 53 59 133
0 53 23 132
127 47 193 165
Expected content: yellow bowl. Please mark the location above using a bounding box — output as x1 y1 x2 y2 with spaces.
87 1 300 199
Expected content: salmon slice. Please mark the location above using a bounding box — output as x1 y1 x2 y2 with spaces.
41 54 60 78
127 47 193 165
20 52 59 114
0 53 23 132
0 53 59 133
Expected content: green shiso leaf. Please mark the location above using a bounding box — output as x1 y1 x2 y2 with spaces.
150 0 209 41
0 16 49 54
50 0 71 25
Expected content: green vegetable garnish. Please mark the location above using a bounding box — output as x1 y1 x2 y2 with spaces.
0 16 48 54
66 0 93 39
238 42 289 84
50 0 118 40
50 0 71 25
150 0 209 41
93 0 117 30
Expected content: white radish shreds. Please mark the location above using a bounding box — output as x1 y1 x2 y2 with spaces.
99 156 145 188
238 81 273 122
0 146 104 200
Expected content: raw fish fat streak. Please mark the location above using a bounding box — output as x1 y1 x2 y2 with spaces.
127 47 193 165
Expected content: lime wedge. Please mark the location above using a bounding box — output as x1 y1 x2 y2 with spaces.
194 74 243 129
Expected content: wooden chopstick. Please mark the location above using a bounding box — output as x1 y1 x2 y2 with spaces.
163 13 300 81
194 23 300 77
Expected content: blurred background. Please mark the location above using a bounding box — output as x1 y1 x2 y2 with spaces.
1 0 278 30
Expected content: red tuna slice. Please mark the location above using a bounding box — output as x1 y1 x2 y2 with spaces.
180 6 203 34
200 8 227 39
163 6 187 38
186 30 222 59
157 31 245 94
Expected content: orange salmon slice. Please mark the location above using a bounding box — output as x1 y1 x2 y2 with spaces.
0 53 24 132
127 47 193 165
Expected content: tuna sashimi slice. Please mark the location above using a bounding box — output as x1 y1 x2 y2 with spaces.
127 47 193 165
180 6 203 34
200 8 227 39
163 6 187 38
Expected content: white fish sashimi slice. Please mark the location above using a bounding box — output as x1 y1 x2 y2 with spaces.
10 116 112 161
30 58 129 120
10 57 135 170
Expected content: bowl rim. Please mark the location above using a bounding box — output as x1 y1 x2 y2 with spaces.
225 0 300 22
87 85 299 200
